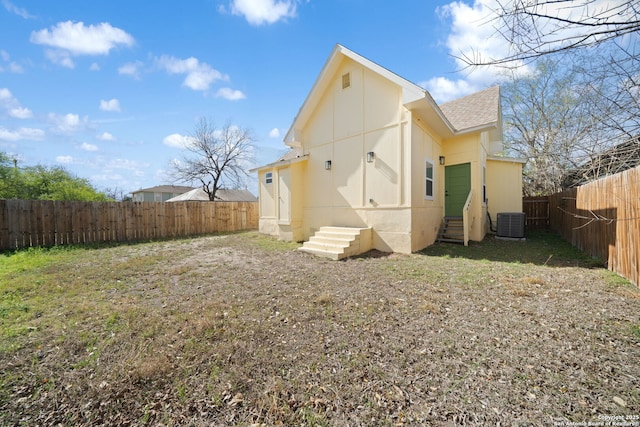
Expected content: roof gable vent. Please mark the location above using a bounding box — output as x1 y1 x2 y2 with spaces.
342 72 351 89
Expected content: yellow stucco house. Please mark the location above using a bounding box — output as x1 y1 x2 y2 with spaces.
253 44 524 259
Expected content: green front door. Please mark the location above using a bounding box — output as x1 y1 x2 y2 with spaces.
445 163 471 217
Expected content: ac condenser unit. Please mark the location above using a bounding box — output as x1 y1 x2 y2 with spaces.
496 212 526 238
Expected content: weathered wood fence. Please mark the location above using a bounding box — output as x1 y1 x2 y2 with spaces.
0 200 258 251
548 166 640 287
523 197 550 230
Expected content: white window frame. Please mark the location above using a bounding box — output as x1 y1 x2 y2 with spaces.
425 158 434 200
265 172 273 184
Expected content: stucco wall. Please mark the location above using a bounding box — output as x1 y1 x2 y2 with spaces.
410 117 445 251
257 162 306 242
258 169 276 219
486 158 523 223
300 57 412 252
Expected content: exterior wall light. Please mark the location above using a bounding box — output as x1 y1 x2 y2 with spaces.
325 160 332 170
367 151 375 163
439 156 445 165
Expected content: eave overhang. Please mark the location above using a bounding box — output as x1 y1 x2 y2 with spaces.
249 154 309 173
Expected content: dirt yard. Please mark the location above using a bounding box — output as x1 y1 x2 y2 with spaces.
1 231 639 426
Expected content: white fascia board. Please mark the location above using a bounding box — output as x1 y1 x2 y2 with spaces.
453 121 499 136
404 96 456 137
487 155 527 164
248 154 309 172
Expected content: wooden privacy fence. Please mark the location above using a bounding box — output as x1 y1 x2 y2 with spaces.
548 165 640 287
0 200 258 251
523 197 550 230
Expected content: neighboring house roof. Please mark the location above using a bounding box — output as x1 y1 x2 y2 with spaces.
439 86 500 132
132 185 195 194
284 44 500 148
562 136 640 188
166 188 257 202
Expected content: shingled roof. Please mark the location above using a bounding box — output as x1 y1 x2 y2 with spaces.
438 86 500 132
132 185 195 194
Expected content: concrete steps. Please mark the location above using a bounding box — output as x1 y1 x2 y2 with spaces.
298 226 372 260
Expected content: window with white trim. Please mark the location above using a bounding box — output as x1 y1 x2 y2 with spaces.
265 172 273 184
425 159 434 199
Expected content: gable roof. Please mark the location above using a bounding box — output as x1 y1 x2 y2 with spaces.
439 86 500 132
166 188 257 202
284 44 500 147
132 185 195 194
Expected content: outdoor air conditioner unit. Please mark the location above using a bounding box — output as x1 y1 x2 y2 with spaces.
496 212 526 238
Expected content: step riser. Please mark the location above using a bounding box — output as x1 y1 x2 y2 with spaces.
298 247 341 260
315 232 362 241
319 226 368 235
437 217 465 244
303 242 348 252
309 237 352 247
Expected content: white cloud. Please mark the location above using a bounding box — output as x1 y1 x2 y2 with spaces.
9 107 33 119
229 0 297 25
100 98 121 112
98 132 115 141
105 158 149 171
56 155 73 164
80 142 98 151
0 88 32 119
0 87 12 102
118 60 143 79
0 126 45 141
427 0 543 102
163 133 194 149
0 50 23 73
48 112 88 134
30 21 134 67
215 87 246 100
7 62 23 73
269 127 281 138
156 55 226 91
90 62 100 71
2 0 35 19
45 49 75 68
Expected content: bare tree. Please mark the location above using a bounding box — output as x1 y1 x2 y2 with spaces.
501 59 590 196
170 118 254 201
501 55 616 195
457 1 640 191
103 187 132 202
461 0 640 66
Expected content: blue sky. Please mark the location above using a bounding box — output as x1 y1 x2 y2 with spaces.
0 0 513 197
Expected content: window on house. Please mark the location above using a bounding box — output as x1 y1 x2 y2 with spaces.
265 172 273 184
342 72 351 89
425 160 434 199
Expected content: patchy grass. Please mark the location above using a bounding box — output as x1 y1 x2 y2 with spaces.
0 231 638 426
